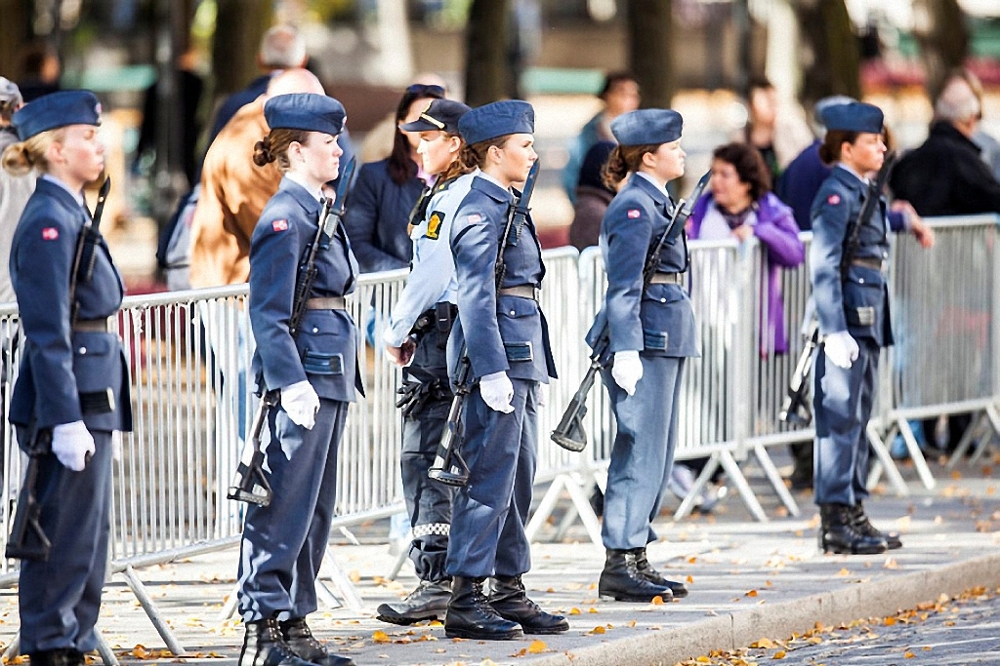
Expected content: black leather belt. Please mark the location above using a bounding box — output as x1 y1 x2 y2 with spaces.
649 272 684 285
851 257 887 272
498 285 539 300
72 317 112 333
306 296 347 310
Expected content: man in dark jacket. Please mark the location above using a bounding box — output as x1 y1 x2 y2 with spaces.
890 74 1000 215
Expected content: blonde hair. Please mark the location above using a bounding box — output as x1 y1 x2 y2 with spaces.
1 127 64 176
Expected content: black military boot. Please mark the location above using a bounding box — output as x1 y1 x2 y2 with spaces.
375 578 452 625
818 503 887 555
239 617 316 666
631 548 688 598
445 576 523 640
280 617 355 666
598 549 674 602
489 575 569 634
850 503 902 550
29 649 83 666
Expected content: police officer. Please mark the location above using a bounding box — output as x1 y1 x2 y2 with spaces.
377 99 473 625
2 90 132 666
237 93 358 666
810 101 902 555
444 100 567 640
587 109 697 603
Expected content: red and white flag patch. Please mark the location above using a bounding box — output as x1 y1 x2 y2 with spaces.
627 209 641 219
41 227 59 241
827 194 841 205
271 219 289 232
466 213 482 224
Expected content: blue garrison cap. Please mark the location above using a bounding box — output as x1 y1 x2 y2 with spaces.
820 101 883 134
611 109 683 146
12 90 101 141
458 100 534 145
264 93 346 136
400 99 471 135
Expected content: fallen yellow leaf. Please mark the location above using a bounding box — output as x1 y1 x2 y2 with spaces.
751 638 776 649
569 607 582 615
590 625 606 634
527 640 547 654
696 657 711 663
746 589 758 597
884 617 897 626
651 595 666 605
687 575 695 584
589 607 599 613
904 651 915 658
837 568 851 576
372 630 391 644
774 650 786 659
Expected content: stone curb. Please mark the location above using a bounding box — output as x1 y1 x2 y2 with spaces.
527 552 1000 666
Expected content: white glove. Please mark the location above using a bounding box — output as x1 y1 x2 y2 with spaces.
51 421 96 471
611 350 643 396
823 331 859 369
536 382 549 408
281 380 320 429
112 431 123 461
480 372 514 413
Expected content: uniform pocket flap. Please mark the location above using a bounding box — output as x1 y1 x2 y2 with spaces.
846 306 875 327
504 341 534 362
643 329 669 351
302 350 344 375
497 296 539 318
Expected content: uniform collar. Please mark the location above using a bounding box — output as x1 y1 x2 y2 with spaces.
471 172 514 204
835 162 868 186
627 172 672 207
830 165 868 194
279 175 324 216
40 174 86 208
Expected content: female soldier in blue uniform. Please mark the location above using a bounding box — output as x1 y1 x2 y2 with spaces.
587 109 698 603
2 90 132 666
443 100 567 640
236 93 357 666
810 101 902 555
377 99 473 625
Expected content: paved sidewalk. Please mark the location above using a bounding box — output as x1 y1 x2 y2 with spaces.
2 456 999 666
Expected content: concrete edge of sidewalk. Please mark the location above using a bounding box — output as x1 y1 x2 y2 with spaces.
527 552 1000 666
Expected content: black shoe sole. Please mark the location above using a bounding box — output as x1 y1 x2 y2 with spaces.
599 592 673 603
514 622 570 635
822 543 887 555
375 611 443 626
444 626 523 640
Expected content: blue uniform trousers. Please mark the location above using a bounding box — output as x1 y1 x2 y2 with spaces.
601 356 685 550
18 429 112 654
401 327 455 582
237 398 347 622
813 338 879 505
445 379 538 579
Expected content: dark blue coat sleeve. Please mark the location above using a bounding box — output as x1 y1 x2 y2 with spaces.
603 199 651 353
809 183 851 335
14 215 82 426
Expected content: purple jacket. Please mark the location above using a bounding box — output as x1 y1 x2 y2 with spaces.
689 192 805 354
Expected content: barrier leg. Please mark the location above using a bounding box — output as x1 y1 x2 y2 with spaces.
320 547 364 612
388 545 411 581
315 579 343 610
866 421 897 487
338 526 361 547
218 582 240 621
967 405 1000 467
120 564 188 655
561 473 604 547
867 422 909 497
3 634 18 661
94 630 121 666
718 451 768 522
525 475 566 542
673 456 717 521
752 443 800 517
898 418 936 489
947 412 988 470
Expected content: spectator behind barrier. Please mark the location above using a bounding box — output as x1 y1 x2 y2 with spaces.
343 83 444 273
737 77 813 185
0 76 34 304
568 140 616 251
561 72 639 204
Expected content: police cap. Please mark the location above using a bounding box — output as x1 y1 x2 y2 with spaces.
400 98 471 135
611 109 683 146
264 93 346 136
12 90 101 141
458 100 534 145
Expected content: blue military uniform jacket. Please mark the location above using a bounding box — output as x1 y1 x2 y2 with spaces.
586 174 699 358
249 177 362 403
9 177 132 434
448 175 556 383
809 165 893 347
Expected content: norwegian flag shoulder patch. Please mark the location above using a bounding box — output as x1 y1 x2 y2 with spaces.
466 213 482 224
627 209 642 219
271 219 289 232
41 227 59 241
827 194 841 205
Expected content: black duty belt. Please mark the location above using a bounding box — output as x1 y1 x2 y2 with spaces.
649 272 684 285
498 285 539 300
851 257 887 272
72 317 112 333
306 296 347 310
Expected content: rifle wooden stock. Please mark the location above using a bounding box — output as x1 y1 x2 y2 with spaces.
779 323 819 426
6 430 53 561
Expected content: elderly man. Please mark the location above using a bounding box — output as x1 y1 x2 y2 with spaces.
189 68 326 289
890 73 1000 215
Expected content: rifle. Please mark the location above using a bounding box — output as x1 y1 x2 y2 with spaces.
779 151 897 425
7 176 112 561
551 171 711 452
428 161 541 487
228 158 356 506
